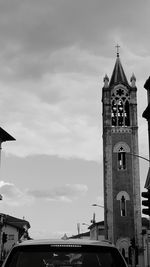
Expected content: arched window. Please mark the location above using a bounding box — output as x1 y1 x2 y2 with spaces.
118 147 126 170
113 142 130 171
117 191 130 217
111 86 130 127
121 195 126 216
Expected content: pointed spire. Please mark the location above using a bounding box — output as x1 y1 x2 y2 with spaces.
130 73 136 87
103 74 109 88
109 54 129 87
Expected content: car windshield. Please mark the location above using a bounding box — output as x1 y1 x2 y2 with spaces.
4 244 126 267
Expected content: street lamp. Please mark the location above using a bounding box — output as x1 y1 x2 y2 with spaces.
92 204 104 208
82 223 90 227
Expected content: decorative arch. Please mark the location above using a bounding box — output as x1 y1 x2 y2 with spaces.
113 142 130 153
116 191 130 201
112 84 129 95
116 238 131 260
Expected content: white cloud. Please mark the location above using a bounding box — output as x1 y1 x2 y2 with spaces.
0 1 148 165
0 0 149 240
27 184 88 202
0 64 101 161
0 181 33 206
0 0 148 165
0 181 88 206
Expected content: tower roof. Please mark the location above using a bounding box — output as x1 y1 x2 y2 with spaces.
109 55 129 87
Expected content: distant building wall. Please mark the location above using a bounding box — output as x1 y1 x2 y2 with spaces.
0 225 18 259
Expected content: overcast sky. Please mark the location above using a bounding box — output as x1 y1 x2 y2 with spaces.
0 0 149 239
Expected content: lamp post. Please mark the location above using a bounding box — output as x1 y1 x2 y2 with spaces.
92 204 104 208
91 204 104 240
82 223 90 227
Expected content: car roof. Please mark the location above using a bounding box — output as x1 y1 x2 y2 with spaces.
17 239 114 248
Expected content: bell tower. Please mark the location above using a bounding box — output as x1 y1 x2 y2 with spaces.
102 49 143 264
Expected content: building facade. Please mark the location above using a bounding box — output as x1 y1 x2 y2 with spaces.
0 213 30 260
102 52 143 265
